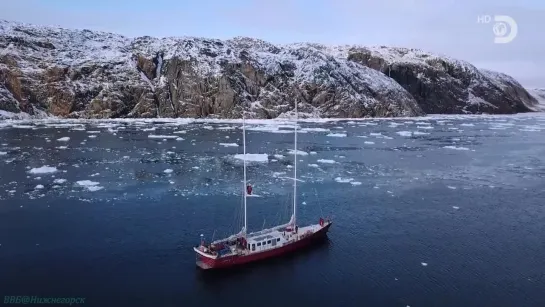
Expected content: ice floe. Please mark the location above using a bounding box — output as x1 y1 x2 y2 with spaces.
148 135 178 139
76 180 103 191
396 131 412 137
164 169 173 174
443 146 470 151
287 149 309 156
301 127 330 132
317 159 336 164
326 133 347 137
334 177 353 183
233 153 269 162
29 166 58 174
219 143 239 147
57 137 70 142
53 178 67 184
35 184 44 190
0 152 6 155
364 141 375 145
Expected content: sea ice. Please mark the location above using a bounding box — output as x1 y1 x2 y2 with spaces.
317 159 336 164
233 154 268 162
219 143 239 147
443 146 470 151
327 133 347 137
29 166 58 174
287 149 308 156
148 135 178 139
396 131 412 137
57 137 70 142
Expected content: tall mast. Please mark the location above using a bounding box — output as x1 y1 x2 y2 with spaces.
293 101 298 227
242 105 248 236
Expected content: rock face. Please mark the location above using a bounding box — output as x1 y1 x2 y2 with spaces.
0 20 540 119
347 46 538 114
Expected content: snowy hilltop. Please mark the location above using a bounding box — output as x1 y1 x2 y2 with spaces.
0 19 541 119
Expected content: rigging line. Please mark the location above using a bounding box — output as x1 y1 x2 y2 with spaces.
314 188 324 218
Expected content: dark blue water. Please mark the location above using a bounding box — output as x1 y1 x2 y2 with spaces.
1 115 545 307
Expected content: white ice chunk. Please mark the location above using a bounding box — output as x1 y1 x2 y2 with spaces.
317 159 336 164
219 143 239 147
148 135 178 139
29 166 58 174
327 133 347 137
396 131 412 137
164 169 173 174
57 137 70 142
443 146 469 151
234 154 268 162
287 149 308 156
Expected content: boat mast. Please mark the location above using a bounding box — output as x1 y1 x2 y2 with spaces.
242 104 248 236
293 101 298 227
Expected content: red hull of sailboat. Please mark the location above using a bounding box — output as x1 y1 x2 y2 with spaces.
196 223 332 269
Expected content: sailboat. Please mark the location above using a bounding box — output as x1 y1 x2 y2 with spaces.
193 102 332 270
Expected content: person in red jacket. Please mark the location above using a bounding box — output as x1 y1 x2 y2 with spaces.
246 184 252 195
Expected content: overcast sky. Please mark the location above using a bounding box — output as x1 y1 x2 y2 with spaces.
1 0 544 87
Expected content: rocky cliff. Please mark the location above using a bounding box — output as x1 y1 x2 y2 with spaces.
0 20 540 119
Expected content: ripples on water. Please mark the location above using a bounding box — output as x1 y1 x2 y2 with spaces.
1 114 545 306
